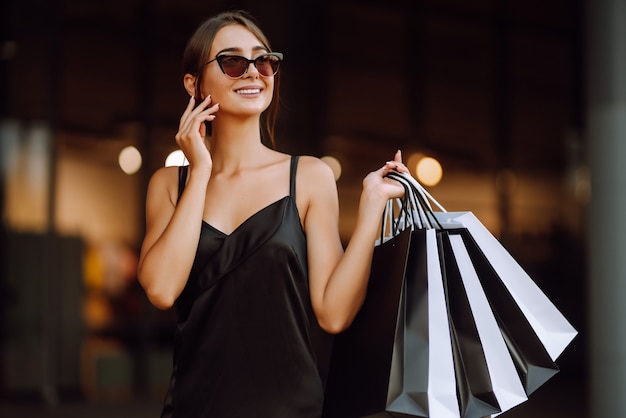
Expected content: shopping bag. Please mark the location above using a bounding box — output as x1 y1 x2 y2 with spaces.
385 228 459 418
322 171 577 418
449 227 562 395
433 212 577 362
324 181 511 418
387 171 578 415
322 216 412 418
439 231 528 415
386 226 524 418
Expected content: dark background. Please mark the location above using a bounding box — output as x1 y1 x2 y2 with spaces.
1 0 590 416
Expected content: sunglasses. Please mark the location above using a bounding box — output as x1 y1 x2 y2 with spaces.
205 52 283 78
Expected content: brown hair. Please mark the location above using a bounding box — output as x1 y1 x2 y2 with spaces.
182 10 281 147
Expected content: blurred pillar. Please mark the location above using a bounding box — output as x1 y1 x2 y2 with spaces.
0 0 11 389
586 0 626 416
133 0 157 399
493 0 513 241
40 0 62 405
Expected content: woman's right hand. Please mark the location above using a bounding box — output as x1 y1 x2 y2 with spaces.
175 95 219 174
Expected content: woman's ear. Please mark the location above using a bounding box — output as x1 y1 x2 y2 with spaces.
183 74 197 98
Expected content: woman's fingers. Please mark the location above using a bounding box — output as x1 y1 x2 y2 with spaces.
178 96 198 130
177 98 219 143
174 96 219 168
180 96 213 129
384 156 408 174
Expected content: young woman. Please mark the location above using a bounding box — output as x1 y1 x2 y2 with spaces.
137 10 407 417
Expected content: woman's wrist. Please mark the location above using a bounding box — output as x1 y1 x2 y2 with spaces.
356 188 388 231
188 165 212 183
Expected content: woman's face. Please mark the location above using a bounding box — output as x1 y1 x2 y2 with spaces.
199 24 275 118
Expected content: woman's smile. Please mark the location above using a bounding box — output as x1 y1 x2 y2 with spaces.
235 87 262 95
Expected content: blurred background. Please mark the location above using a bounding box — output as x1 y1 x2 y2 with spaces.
1 0 624 416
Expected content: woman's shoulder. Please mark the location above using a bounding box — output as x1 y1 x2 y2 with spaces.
296 155 335 180
149 165 181 185
147 165 183 204
294 155 337 200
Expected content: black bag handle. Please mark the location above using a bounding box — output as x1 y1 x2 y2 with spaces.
378 177 416 244
386 171 444 230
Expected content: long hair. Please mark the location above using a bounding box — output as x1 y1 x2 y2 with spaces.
182 10 281 147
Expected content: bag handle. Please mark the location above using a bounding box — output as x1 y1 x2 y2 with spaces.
387 171 447 212
386 171 446 230
378 195 412 244
378 173 421 244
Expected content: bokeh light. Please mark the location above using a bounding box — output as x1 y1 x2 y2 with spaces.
416 156 443 186
165 150 189 167
118 145 142 175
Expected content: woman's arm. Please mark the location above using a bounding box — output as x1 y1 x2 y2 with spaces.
304 151 407 334
137 166 210 309
137 96 217 309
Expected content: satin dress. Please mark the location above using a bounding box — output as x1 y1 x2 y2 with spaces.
161 156 329 418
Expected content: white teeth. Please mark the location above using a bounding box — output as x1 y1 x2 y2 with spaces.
236 88 260 94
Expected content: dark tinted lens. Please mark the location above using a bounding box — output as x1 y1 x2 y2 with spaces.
216 54 281 78
254 54 281 76
219 56 248 78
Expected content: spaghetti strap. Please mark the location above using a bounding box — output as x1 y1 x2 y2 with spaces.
177 165 189 204
289 155 299 198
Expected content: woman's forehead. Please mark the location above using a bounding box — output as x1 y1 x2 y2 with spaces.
210 24 266 55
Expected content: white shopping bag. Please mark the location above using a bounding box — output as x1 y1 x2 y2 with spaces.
435 211 578 361
447 233 528 415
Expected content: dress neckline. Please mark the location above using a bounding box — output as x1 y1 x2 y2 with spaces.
201 196 290 237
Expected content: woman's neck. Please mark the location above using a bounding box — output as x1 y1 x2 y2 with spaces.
209 117 270 174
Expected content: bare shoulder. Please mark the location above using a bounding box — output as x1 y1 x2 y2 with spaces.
295 155 338 215
296 155 336 187
147 165 181 207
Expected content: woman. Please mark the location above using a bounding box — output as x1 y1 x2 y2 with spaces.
137 10 407 418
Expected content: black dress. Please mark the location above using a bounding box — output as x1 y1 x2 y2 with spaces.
161 156 329 418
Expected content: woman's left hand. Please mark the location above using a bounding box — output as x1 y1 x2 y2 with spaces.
363 150 409 201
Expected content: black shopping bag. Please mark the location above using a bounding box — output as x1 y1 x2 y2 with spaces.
385 227 511 418
387 171 577 416
386 228 502 418
322 225 412 418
